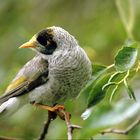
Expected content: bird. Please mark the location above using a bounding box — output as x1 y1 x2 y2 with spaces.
0 26 92 118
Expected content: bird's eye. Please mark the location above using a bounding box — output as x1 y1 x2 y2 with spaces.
37 34 47 46
36 29 57 55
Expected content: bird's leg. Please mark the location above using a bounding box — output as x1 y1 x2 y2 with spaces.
32 103 65 112
55 108 71 121
32 102 80 140
31 102 71 120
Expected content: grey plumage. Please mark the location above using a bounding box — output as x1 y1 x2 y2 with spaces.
0 26 92 117
0 55 49 104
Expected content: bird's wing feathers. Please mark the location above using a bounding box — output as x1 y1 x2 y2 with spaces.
0 78 28 104
5 75 27 93
0 55 49 104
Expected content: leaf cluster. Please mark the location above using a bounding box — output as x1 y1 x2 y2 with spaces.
78 39 140 138
81 40 139 119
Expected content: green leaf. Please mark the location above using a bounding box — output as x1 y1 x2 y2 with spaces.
124 39 138 48
124 79 136 100
80 64 107 97
93 64 107 76
105 70 137 101
103 72 127 101
87 73 112 108
109 85 118 102
80 100 140 138
81 59 138 111
86 71 127 108
115 41 138 71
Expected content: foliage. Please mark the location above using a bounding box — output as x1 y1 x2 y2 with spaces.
79 0 140 138
80 100 140 138
81 40 139 120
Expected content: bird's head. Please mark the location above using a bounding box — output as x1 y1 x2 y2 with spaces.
19 26 78 55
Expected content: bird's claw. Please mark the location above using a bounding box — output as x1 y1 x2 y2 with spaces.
31 103 71 121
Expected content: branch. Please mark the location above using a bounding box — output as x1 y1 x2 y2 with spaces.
38 111 57 140
0 136 20 140
101 117 140 135
60 110 82 140
37 109 81 140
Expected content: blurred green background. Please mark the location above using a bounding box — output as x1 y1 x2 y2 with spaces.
0 0 140 139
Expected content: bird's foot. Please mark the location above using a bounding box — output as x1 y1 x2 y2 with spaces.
32 103 64 112
33 102 81 140
32 103 71 120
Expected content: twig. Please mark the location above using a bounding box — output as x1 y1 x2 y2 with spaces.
0 136 20 140
60 110 82 140
101 118 140 135
38 111 57 140
37 108 81 140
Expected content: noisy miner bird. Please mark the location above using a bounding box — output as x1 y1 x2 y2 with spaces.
0 26 92 118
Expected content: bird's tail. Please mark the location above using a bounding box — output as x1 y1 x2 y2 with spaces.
0 97 25 118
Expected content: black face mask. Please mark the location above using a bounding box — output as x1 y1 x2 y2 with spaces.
37 30 57 55
40 41 57 55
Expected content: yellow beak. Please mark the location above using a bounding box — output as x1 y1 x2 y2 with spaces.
19 36 37 49
19 41 37 49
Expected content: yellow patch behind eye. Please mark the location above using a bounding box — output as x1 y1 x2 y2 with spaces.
5 76 27 92
47 28 53 35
